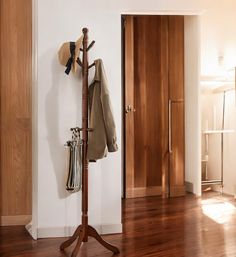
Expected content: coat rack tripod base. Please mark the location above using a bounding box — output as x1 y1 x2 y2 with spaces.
60 225 119 257
59 28 120 257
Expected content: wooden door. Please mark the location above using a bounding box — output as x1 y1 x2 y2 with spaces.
124 16 135 197
124 15 185 198
168 16 185 197
0 0 32 225
124 16 169 198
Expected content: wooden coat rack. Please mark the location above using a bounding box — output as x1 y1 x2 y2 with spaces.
60 28 120 257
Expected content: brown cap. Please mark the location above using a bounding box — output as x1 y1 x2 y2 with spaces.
58 35 83 74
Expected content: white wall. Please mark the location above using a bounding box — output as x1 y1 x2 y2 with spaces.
184 16 201 196
35 0 124 238
33 0 236 238
31 0 38 240
200 0 236 197
201 0 236 76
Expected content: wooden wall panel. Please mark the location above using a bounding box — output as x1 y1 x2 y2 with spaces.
168 16 184 101
125 16 135 197
170 102 185 197
145 16 168 187
132 16 168 197
145 16 162 188
0 0 32 224
133 16 147 188
168 16 185 197
160 16 169 197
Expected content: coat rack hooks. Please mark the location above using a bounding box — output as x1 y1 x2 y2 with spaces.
59 28 120 257
76 58 83 67
87 40 95 51
79 40 95 52
88 62 95 69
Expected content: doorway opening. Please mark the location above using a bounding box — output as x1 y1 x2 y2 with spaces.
122 14 201 199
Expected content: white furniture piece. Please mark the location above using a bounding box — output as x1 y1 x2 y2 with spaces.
202 129 234 187
201 68 235 189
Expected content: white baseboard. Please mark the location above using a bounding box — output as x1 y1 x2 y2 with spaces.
185 181 194 193
36 223 122 238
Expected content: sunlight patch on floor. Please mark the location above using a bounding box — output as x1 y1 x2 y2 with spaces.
201 198 236 224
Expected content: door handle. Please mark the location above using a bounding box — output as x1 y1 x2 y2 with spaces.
168 99 183 153
168 100 172 154
125 105 136 114
125 105 132 114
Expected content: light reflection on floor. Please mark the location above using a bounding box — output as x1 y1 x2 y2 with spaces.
201 197 236 224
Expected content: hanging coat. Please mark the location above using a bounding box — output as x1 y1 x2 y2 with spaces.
87 59 118 160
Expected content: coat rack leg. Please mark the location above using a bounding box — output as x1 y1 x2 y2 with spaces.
71 229 84 257
60 225 82 250
87 225 120 254
60 224 119 256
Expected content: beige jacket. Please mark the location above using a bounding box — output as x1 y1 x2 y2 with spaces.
87 59 118 160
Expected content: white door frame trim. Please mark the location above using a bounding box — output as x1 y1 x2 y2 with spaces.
30 0 39 240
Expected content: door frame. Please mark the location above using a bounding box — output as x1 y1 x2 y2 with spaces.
121 11 202 199
31 0 38 240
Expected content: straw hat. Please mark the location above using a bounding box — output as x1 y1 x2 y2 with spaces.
58 35 83 74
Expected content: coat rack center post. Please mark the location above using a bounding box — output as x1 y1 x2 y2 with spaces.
82 27 89 243
60 28 120 257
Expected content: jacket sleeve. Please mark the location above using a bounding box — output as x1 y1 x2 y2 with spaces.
100 62 118 152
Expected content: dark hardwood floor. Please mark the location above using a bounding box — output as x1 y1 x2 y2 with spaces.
1 193 236 256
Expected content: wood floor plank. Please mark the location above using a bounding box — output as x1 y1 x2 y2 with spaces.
1 193 236 256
